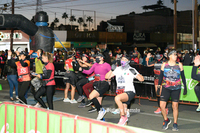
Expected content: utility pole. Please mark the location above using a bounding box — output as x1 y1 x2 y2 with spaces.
194 0 198 50
173 0 177 49
36 0 42 13
10 0 14 50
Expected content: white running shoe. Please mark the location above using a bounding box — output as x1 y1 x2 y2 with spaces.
97 108 106 120
111 109 120 115
63 98 71 102
34 103 41 108
70 99 78 104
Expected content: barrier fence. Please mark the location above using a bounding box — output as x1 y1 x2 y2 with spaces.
54 63 199 106
0 102 137 133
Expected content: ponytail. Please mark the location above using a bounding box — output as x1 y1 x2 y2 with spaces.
43 52 53 63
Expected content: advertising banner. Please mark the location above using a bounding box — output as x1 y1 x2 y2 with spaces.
179 66 199 102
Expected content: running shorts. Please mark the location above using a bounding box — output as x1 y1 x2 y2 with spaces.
122 91 135 105
160 87 181 102
93 81 109 97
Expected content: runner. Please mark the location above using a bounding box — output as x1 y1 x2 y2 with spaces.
79 53 111 120
7 50 31 104
105 55 144 125
33 52 55 110
191 55 200 112
63 51 78 103
158 49 187 131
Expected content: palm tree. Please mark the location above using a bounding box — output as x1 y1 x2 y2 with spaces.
77 17 84 31
54 18 59 28
171 0 178 4
62 12 68 25
69 15 76 30
83 23 87 31
50 22 55 30
157 0 163 5
86 16 93 31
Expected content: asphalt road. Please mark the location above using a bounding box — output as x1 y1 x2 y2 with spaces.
0 80 200 133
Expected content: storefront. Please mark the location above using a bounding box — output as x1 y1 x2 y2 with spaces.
0 30 30 51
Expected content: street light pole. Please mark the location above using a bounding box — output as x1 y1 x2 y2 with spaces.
10 0 14 50
173 0 177 49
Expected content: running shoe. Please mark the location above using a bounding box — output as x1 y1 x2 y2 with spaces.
126 111 130 118
162 118 171 130
63 98 71 102
70 99 78 104
10 97 14 101
85 100 93 107
196 105 200 112
77 96 85 103
34 103 41 108
16 96 19 100
97 108 106 120
78 103 86 108
111 109 120 115
154 108 161 114
88 106 97 113
118 116 128 125
172 123 178 131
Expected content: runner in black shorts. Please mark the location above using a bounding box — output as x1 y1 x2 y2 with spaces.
158 49 187 131
106 55 144 125
79 53 111 120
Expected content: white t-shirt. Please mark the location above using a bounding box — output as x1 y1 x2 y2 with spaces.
113 66 139 93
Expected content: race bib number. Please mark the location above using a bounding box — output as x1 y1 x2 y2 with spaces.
116 86 125 94
20 68 27 74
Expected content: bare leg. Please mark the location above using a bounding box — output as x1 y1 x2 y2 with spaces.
160 101 167 120
71 85 76 100
64 83 70 99
172 102 179 123
115 93 129 116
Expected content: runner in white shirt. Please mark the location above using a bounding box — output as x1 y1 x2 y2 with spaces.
105 55 144 125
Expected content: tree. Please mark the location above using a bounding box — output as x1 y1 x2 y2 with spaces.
77 17 84 31
171 0 178 4
62 12 68 25
83 23 87 30
50 22 55 30
86 16 93 31
54 18 59 28
157 0 163 5
69 15 76 30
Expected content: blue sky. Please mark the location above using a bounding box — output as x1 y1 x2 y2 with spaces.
0 0 198 29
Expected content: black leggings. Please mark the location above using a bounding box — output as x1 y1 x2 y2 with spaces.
34 85 55 110
194 83 200 103
76 78 88 96
18 81 30 104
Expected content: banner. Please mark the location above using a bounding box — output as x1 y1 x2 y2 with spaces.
180 66 199 102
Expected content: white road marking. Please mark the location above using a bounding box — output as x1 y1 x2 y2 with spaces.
138 112 200 123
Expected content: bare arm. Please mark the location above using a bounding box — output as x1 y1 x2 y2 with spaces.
105 70 115 79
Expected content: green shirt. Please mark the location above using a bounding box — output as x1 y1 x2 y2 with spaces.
35 58 44 74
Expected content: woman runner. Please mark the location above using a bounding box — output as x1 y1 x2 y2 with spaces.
158 49 187 131
79 53 111 120
105 55 144 125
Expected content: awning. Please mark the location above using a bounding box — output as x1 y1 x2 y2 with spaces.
72 42 97 48
54 41 71 48
134 43 157 47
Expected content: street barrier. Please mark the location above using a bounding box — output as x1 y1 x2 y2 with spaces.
0 102 136 133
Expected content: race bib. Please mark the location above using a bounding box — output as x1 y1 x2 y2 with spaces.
116 86 125 94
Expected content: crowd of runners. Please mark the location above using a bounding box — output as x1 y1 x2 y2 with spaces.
0 45 200 131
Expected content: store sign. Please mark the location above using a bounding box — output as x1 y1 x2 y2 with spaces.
178 33 192 42
133 32 145 41
0 32 23 41
107 22 123 32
